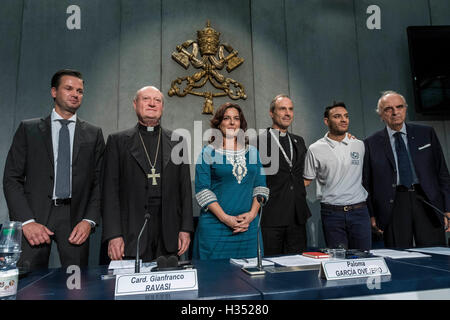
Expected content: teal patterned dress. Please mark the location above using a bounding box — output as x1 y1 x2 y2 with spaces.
193 145 269 260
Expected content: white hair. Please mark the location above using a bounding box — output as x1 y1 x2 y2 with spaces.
376 90 407 114
133 86 164 103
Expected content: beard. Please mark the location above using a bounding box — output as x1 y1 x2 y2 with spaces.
63 105 79 114
329 123 348 136
55 97 80 115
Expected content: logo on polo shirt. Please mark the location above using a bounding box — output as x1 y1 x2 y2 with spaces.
350 152 360 165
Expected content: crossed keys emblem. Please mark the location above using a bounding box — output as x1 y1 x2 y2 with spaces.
168 21 247 114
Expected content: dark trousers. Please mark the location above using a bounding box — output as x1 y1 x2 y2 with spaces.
262 224 307 256
125 203 172 263
18 204 89 272
384 186 445 248
321 205 372 251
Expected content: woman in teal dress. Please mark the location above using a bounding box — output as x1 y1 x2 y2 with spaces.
193 103 269 260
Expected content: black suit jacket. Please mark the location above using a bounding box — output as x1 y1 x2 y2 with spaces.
363 123 450 229
257 129 311 226
3 115 105 228
101 125 193 256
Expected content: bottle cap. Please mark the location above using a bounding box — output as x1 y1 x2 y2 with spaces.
2 229 15 236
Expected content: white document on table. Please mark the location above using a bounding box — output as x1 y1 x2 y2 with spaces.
112 264 157 275
108 260 157 275
406 247 450 256
108 260 141 270
265 255 329 267
371 249 430 259
230 257 274 268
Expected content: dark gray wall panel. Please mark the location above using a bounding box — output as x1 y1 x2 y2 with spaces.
284 0 363 247
14 0 120 136
0 0 23 224
356 0 449 164
161 0 254 220
251 0 290 130
161 0 254 168
429 0 450 163
429 0 450 25
118 0 161 131
11 0 121 266
354 0 430 136
285 0 364 146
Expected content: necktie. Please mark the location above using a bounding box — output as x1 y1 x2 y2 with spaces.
394 132 413 188
55 119 71 198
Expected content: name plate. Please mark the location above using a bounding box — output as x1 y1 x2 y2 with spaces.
114 269 198 297
0 268 19 298
319 258 390 280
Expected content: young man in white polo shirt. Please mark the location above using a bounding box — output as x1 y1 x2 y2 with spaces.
304 102 371 251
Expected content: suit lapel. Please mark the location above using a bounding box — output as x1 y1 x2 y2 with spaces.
405 123 418 164
72 118 85 165
287 132 298 165
39 116 54 167
382 128 396 170
128 125 150 175
162 128 172 170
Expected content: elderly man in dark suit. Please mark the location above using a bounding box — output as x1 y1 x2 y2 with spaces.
3 69 105 271
257 94 311 255
363 90 450 248
102 86 193 262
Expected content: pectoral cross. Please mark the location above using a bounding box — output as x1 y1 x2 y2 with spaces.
147 168 160 186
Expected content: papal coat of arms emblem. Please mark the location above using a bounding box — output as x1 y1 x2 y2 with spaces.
168 21 247 114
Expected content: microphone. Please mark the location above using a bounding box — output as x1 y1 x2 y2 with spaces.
167 255 179 268
151 255 182 272
256 196 265 271
156 256 168 270
135 213 151 273
242 196 266 276
416 194 448 218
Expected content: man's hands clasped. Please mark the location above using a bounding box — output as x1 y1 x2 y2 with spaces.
23 221 91 247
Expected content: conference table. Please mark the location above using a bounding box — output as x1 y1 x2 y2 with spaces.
239 256 450 299
16 259 261 300
15 250 450 300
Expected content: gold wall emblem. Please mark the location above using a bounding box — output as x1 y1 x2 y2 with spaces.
168 21 247 114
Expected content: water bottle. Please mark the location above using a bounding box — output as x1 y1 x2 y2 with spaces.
0 222 22 299
0 222 22 270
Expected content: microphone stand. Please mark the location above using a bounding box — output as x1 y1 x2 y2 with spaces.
135 214 151 273
416 194 449 220
256 202 263 271
242 197 266 276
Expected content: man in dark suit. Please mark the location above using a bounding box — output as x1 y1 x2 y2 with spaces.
363 90 450 248
102 86 193 262
3 69 105 271
257 94 311 255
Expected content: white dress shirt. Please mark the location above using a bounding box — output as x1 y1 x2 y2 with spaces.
23 109 95 227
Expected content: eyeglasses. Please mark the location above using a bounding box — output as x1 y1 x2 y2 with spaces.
382 105 406 114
